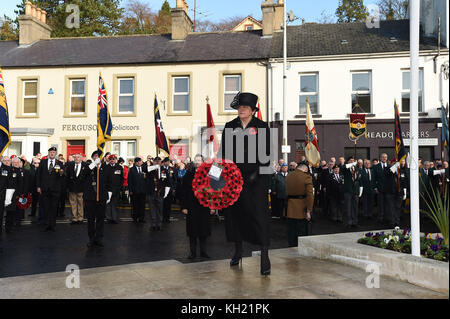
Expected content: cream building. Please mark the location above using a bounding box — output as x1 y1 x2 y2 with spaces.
0 0 286 161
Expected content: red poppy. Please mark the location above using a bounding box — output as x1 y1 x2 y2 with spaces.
249 127 258 135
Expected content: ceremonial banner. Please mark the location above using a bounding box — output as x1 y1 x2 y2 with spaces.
206 100 219 158
305 99 321 165
97 74 113 158
154 94 169 156
257 102 263 120
394 101 407 162
0 68 11 155
349 113 367 141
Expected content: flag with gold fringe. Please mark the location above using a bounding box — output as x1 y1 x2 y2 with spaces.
394 100 406 162
97 74 113 158
305 98 321 165
0 68 11 155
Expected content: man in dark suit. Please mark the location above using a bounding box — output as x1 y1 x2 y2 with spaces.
106 154 123 224
373 153 393 225
66 153 86 224
28 157 41 218
327 165 344 223
161 157 175 223
82 151 113 247
36 147 65 231
0 156 11 236
360 159 375 220
146 157 166 231
128 157 147 223
419 161 433 216
341 157 362 228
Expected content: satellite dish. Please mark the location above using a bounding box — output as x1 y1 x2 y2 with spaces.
288 10 295 22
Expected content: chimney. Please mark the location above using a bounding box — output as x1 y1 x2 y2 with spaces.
261 0 285 36
18 1 52 45
171 0 193 40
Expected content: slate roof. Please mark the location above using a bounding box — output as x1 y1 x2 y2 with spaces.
0 20 442 68
0 30 271 67
270 20 440 58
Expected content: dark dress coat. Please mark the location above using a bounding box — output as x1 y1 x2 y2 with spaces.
5 167 26 211
218 116 272 246
180 168 211 238
65 161 87 193
81 163 113 202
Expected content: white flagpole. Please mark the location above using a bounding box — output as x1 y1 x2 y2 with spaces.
410 0 421 257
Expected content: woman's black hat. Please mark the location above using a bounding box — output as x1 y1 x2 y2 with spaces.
230 92 259 111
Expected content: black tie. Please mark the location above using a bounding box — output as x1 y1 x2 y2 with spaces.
49 160 54 171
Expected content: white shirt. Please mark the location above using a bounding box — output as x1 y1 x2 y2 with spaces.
137 166 142 174
75 163 81 177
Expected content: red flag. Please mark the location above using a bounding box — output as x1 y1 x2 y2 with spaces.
257 102 262 120
207 102 219 157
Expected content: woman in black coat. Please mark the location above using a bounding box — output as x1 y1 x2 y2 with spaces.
180 155 214 259
218 92 272 276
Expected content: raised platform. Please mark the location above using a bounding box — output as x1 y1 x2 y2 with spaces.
298 230 449 293
0 248 447 299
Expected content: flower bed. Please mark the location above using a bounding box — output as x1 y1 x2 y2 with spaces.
357 227 449 262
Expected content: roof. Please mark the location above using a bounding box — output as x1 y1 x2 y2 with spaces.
232 16 263 31
0 30 271 68
0 20 442 68
270 20 440 58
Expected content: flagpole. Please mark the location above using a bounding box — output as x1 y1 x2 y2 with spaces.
96 158 100 202
410 0 421 257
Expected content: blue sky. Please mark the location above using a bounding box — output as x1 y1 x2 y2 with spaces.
1 0 379 24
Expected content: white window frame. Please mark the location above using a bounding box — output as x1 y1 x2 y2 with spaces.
118 77 135 114
23 80 38 115
351 71 372 114
172 76 190 113
224 74 242 112
69 79 86 115
112 140 136 163
401 68 424 113
299 73 319 114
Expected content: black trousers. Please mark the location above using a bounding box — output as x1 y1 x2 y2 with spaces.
344 193 359 226
85 200 106 242
31 191 40 216
0 192 4 233
42 191 60 229
131 193 146 221
362 192 374 217
287 218 309 247
377 192 395 224
271 195 286 217
189 236 207 255
163 195 173 222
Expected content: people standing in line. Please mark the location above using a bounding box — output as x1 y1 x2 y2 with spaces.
181 154 215 259
83 151 112 248
106 154 123 224
218 92 272 276
66 153 86 225
36 147 65 232
128 157 147 223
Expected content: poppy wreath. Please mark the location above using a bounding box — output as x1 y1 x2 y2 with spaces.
17 193 32 210
192 158 243 210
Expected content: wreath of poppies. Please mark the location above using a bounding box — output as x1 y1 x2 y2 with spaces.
193 158 243 210
17 194 32 210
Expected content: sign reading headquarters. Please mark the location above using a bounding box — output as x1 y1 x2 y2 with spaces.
62 124 140 132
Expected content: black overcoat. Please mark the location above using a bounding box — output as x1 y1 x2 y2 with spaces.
218 116 271 246
180 168 211 238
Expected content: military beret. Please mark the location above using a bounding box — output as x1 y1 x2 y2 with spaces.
134 157 142 163
91 150 100 158
48 147 57 152
230 92 259 111
162 157 170 163
281 163 288 167
154 157 161 161
108 154 117 160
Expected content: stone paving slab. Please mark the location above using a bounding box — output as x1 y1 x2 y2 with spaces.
298 230 449 293
0 248 447 299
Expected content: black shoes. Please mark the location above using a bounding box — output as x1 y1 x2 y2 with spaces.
87 241 104 248
230 257 242 266
230 241 243 267
188 252 196 260
200 252 210 259
260 247 271 276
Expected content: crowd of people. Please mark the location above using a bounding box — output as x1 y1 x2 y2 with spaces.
270 154 449 242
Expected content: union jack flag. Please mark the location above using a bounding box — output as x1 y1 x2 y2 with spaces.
97 74 113 158
0 68 11 156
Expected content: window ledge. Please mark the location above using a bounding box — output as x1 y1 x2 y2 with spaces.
63 114 88 118
399 112 428 116
295 114 323 118
346 113 376 118
112 112 137 117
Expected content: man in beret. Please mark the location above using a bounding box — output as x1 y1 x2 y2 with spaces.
218 92 273 276
161 157 175 223
128 157 147 223
36 147 65 231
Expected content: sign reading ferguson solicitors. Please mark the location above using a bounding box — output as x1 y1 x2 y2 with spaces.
62 124 140 131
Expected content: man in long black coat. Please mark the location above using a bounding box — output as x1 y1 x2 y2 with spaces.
180 154 214 259
218 92 272 276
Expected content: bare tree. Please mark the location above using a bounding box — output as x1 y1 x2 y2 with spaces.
120 0 156 34
196 16 246 32
317 10 336 24
377 0 409 20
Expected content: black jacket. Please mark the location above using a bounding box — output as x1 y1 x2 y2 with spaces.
82 163 113 202
109 164 124 195
5 167 26 211
36 158 65 193
66 161 87 193
128 166 147 195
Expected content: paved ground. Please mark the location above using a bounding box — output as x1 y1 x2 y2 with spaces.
0 248 447 299
0 203 439 279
